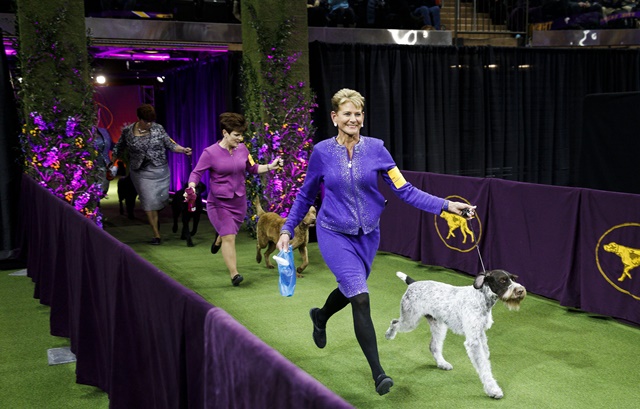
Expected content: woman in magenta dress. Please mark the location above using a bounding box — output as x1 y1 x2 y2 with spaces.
188 112 282 286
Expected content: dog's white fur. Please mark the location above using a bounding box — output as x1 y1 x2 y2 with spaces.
385 269 526 399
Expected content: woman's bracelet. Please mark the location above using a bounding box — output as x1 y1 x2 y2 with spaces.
280 230 291 238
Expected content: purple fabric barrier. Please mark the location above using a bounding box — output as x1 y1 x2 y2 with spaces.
19 176 351 408
379 171 640 326
485 178 581 300
568 189 640 324
204 308 354 409
379 171 490 274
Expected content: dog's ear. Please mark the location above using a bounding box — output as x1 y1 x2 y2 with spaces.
473 274 486 289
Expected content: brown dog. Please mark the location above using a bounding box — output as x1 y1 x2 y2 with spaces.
255 198 316 277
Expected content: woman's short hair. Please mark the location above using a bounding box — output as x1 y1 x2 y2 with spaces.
331 88 365 112
219 112 248 134
136 104 157 122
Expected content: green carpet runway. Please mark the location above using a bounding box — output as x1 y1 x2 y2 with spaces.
1 180 639 408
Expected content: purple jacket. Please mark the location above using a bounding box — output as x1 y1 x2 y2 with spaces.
283 136 446 237
188 143 258 201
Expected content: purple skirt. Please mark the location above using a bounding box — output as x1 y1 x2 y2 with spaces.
207 194 246 236
316 224 380 298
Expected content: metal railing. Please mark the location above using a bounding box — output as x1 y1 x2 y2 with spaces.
449 0 529 44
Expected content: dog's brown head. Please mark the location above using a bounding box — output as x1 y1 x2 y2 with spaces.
301 206 317 228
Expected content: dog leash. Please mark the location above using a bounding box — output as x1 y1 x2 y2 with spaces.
461 208 487 275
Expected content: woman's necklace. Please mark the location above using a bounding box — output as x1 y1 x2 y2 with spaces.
136 122 149 135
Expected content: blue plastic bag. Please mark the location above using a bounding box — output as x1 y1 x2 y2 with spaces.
274 246 296 297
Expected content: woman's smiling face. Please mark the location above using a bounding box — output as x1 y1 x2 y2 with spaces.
332 101 364 138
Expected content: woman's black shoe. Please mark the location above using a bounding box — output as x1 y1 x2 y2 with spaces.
150 237 161 245
375 374 394 395
309 308 326 348
211 233 221 254
231 274 244 286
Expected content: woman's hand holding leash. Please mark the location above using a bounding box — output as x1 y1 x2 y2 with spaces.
449 202 476 219
269 157 284 171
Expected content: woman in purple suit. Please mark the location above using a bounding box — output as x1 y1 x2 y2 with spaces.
188 112 282 286
277 89 475 395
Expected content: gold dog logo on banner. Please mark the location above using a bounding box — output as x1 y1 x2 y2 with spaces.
434 195 481 253
596 223 640 301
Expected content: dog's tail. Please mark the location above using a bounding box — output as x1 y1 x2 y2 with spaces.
396 271 416 285
254 197 265 217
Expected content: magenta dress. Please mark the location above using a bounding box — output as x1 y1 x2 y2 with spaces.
188 142 259 236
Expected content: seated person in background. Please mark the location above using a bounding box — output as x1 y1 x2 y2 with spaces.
411 0 442 30
378 0 415 28
543 0 603 21
308 0 329 26
327 0 358 27
367 0 381 27
568 0 603 14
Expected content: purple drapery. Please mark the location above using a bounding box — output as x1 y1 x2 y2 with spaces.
163 54 240 194
17 176 354 409
379 171 640 326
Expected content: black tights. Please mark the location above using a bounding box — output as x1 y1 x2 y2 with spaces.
317 288 385 380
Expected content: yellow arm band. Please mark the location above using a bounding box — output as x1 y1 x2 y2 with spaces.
387 166 407 189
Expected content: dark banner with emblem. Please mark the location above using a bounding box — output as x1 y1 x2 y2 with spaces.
379 171 640 326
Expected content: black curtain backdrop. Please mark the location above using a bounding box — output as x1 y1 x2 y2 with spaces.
308 43 640 188
578 92 640 195
0 31 22 263
162 44 640 193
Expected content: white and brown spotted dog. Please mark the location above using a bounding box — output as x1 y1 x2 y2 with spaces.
255 199 316 277
385 269 526 399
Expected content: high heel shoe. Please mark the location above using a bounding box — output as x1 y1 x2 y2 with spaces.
211 232 221 254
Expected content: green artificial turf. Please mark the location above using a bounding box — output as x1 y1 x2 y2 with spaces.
2 181 639 408
0 271 109 408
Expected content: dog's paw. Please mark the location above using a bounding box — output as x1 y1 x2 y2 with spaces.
384 322 398 340
486 388 503 399
436 361 453 371
484 382 503 399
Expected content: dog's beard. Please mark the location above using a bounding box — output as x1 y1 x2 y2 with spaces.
501 285 526 311
502 299 523 311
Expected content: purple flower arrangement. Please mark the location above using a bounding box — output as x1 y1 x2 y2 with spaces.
244 48 317 233
20 112 104 227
